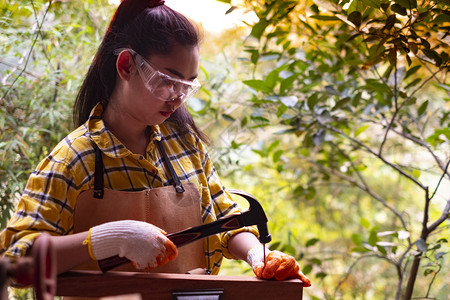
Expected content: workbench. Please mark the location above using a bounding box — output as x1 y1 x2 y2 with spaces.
57 270 304 299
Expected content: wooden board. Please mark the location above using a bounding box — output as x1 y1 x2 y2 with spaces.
57 271 303 300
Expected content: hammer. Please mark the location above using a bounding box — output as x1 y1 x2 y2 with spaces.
98 189 272 272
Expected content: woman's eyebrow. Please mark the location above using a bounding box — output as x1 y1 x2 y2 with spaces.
165 67 197 81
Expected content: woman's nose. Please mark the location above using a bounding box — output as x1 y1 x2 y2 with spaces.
168 94 184 105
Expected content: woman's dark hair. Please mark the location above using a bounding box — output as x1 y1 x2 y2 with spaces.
73 0 208 143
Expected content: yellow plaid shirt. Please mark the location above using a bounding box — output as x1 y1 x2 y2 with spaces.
1 103 257 275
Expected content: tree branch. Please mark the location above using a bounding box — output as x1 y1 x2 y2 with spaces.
2 0 53 100
390 127 449 178
378 55 399 155
334 253 398 297
315 118 427 190
299 154 409 231
429 160 450 202
427 197 450 234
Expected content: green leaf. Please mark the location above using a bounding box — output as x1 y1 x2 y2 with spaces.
310 15 340 21
433 14 450 23
250 116 270 125
272 150 283 162
381 2 390 11
305 186 316 200
405 78 421 89
393 0 417 8
360 217 370 228
348 11 362 28
250 18 270 39
384 15 397 31
422 49 443 66
281 244 297 256
310 258 322 266
332 97 351 110
361 0 381 8
243 80 273 93
354 124 370 137
280 75 297 93
408 42 418 54
369 229 378 246
376 245 387 255
351 246 371 253
306 238 320 247
406 54 412 66
252 149 267 157
265 68 280 89
391 3 407 15
368 43 386 58
231 140 241 149
307 93 319 111
277 104 288 117
416 239 427 252
348 0 365 14
267 140 280 152
352 233 362 245
405 65 420 79
316 272 327 279
417 100 429 117
241 116 248 127
269 241 281 250
302 264 313 275
222 114 235 122
420 38 431 49
412 169 421 178
244 49 260 65
424 268 434 276
432 128 450 140
387 48 397 66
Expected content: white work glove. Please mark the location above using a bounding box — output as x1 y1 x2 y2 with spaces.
247 246 311 286
86 220 177 270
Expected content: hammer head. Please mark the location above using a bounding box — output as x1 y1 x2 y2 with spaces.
228 189 272 244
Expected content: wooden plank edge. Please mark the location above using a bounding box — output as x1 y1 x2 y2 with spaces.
57 271 303 299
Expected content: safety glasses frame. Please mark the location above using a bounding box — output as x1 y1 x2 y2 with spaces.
113 48 201 103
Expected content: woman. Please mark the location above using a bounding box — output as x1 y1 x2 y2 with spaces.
0 0 310 286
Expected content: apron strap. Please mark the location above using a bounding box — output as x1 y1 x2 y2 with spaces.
157 140 185 193
93 142 104 199
91 140 185 197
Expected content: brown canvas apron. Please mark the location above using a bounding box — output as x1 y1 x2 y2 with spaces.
65 141 206 299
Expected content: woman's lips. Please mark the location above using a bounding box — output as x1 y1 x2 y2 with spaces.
160 111 172 117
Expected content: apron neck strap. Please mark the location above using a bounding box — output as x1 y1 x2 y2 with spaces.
156 140 185 193
93 142 104 199
91 140 185 198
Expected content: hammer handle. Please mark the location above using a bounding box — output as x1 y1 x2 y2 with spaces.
97 189 271 272
98 213 246 272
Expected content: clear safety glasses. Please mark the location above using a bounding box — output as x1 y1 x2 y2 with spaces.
114 48 201 103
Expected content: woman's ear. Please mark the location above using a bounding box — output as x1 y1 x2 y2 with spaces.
116 51 135 81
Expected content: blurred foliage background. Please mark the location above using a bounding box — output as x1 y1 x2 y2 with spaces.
1 0 449 299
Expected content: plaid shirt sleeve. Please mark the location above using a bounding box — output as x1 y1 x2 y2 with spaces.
0 129 93 257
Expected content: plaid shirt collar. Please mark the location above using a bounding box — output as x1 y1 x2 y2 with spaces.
87 103 162 158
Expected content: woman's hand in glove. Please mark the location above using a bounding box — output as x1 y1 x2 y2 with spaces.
85 220 177 270
247 247 311 287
